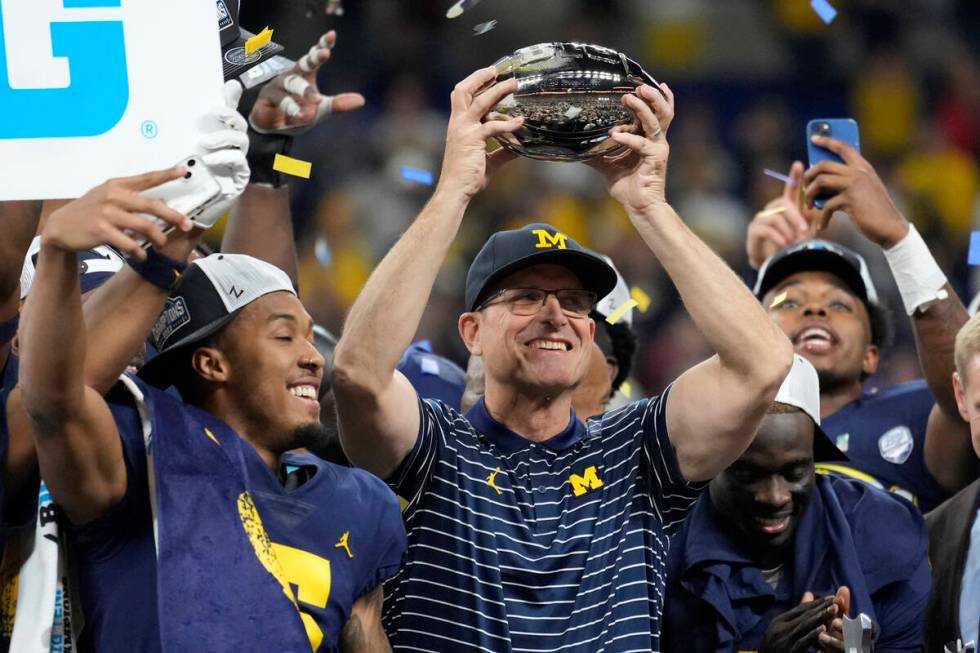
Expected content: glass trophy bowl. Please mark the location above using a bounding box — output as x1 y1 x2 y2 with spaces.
482 42 663 162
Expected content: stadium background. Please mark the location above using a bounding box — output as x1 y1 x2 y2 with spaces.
231 0 980 396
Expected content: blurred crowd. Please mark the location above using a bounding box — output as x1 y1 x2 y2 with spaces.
228 0 980 398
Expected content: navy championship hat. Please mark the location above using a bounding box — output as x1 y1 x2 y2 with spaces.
397 341 467 411
216 0 289 86
465 223 618 312
754 240 879 307
139 253 295 387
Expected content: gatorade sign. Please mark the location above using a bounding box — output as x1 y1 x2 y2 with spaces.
0 0 224 199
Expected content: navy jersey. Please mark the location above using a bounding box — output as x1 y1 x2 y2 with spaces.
663 477 931 652
820 380 947 512
71 380 405 652
384 386 706 652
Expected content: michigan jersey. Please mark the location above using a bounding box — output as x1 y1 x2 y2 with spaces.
71 379 405 652
384 386 705 652
820 380 947 512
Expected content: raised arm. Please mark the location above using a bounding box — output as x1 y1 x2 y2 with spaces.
224 28 365 287
331 67 521 478
803 136 975 493
14 169 192 524
590 84 793 482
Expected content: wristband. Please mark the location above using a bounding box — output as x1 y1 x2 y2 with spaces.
246 128 293 188
0 313 18 346
883 224 948 315
127 248 188 292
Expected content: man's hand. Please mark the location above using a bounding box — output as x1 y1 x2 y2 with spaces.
816 586 851 651
41 168 192 261
747 161 813 269
803 136 910 248
760 595 836 653
588 83 675 216
249 30 365 135
436 66 523 201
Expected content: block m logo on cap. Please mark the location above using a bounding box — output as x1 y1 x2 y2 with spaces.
532 229 568 250
0 0 129 139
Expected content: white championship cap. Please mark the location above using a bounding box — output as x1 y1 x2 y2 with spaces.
773 354 847 461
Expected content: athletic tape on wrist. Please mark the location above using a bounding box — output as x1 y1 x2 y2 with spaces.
883 224 948 315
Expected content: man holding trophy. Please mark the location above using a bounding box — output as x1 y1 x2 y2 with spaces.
332 43 794 651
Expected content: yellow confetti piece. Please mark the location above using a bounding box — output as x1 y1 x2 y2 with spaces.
204 427 220 446
620 381 632 398
630 286 651 312
605 299 638 325
769 291 788 309
273 153 312 179
245 27 273 55
756 205 787 219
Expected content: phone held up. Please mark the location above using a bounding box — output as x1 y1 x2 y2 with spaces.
134 155 224 248
806 118 861 209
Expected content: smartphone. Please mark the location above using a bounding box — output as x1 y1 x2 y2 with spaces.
806 118 860 208
136 155 223 247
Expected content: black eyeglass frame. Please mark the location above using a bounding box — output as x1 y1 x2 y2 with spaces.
475 287 598 317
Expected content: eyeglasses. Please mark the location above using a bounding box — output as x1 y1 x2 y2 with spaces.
477 287 597 317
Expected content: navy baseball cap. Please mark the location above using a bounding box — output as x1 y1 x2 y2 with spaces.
754 240 879 307
465 223 618 312
139 253 295 387
397 341 467 411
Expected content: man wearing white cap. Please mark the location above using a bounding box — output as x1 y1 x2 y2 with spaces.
662 355 931 652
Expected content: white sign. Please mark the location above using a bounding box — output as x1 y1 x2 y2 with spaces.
0 0 225 200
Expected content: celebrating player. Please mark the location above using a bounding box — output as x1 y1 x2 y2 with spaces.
748 145 974 511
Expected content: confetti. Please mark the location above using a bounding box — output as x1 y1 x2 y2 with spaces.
446 0 482 19
620 381 632 398
314 236 332 267
473 19 498 35
756 205 788 219
763 168 796 185
245 27 274 55
969 232 980 266
605 299 639 325
810 0 837 24
273 153 312 179
400 166 434 186
325 0 344 16
630 287 651 312
769 291 788 308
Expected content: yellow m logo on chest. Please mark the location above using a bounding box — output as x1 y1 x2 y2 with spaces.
532 229 568 250
569 466 604 496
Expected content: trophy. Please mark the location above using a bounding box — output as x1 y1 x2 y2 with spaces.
481 42 664 162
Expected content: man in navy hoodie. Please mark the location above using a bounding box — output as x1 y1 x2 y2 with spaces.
662 355 930 652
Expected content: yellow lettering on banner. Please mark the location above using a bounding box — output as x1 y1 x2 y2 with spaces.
569 466 604 497
245 27 274 55
531 229 568 250
272 543 332 652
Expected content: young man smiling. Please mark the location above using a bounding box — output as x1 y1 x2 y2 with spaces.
332 67 793 651
662 356 931 653
748 142 973 512
16 175 405 652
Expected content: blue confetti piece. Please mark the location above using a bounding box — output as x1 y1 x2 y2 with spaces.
763 168 795 185
969 232 980 266
810 0 837 24
400 166 434 186
314 236 332 267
